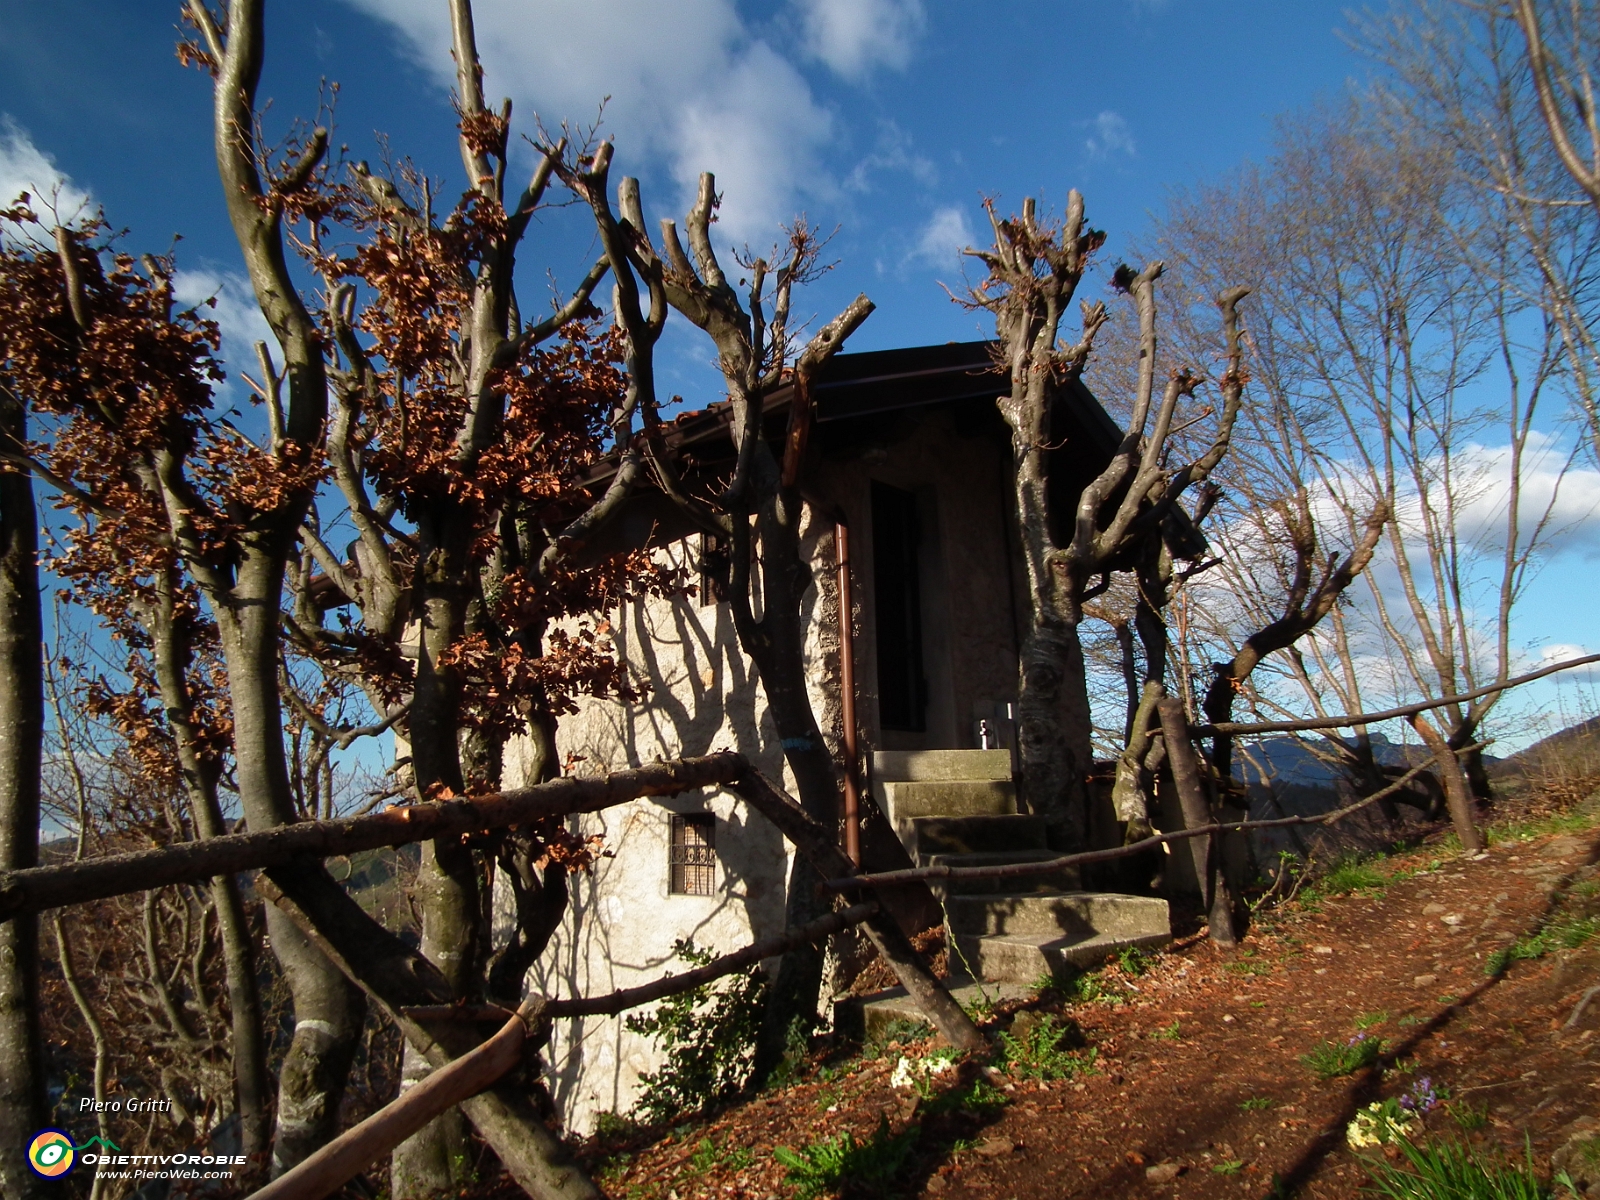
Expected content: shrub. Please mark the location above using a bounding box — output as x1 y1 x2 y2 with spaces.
624 940 766 1123
998 1014 1097 1082
1056 967 1125 1005
925 1077 1008 1119
1117 945 1153 976
773 1117 917 1199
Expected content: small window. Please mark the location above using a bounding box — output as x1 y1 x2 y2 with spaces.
668 813 717 896
698 533 729 607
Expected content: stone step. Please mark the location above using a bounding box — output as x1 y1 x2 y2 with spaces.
878 779 1017 826
922 851 1079 894
838 974 1034 1043
907 814 1048 859
944 892 1170 940
954 928 1172 984
872 748 1013 783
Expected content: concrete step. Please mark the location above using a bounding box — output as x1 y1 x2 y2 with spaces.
922 850 1080 894
878 779 1017 826
907 814 1048 859
836 974 1033 1043
872 749 1013 783
944 892 1170 940
954 928 1172 984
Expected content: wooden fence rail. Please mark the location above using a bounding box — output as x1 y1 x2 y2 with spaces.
0 753 747 922
246 902 881 1200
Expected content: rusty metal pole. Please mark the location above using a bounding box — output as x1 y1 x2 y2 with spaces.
834 520 862 866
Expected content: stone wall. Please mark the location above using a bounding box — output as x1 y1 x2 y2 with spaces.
501 519 837 1133
501 399 1024 1133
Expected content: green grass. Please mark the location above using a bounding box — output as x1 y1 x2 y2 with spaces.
1154 1020 1182 1041
774 1118 917 1200
1360 1137 1556 1200
1356 1010 1391 1031
1301 1034 1385 1080
690 1138 752 1173
962 991 997 1021
1212 1159 1246 1175
593 1110 643 1140
998 1014 1098 1082
1449 1101 1490 1131
1316 856 1389 896
1486 916 1600 976
1224 958 1274 977
1239 1096 1274 1112
1486 808 1595 845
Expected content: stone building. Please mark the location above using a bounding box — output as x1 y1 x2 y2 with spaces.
503 340 1148 1131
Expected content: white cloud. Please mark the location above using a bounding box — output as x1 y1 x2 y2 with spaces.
908 204 975 270
1313 430 1600 562
796 0 925 80
0 116 92 228
844 120 935 193
1440 433 1600 557
172 268 275 362
341 0 855 242
1537 642 1594 666
1084 110 1136 159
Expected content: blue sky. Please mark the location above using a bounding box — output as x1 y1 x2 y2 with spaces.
2 0 1595 752
1 0 1366 365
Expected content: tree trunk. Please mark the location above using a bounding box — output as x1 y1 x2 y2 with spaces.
393 508 480 1199
259 865 603 1200
1016 618 1094 849
217 558 366 1176
149 570 272 1162
1409 715 1483 853
0 404 46 1200
212 878 271 1162
1158 698 1236 945
1450 720 1495 806
747 497 850 1087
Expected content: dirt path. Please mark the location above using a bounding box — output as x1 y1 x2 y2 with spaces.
578 817 1600 1200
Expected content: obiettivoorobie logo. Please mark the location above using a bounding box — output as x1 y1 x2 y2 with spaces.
28 1130 74 1179
26 1131 122 1179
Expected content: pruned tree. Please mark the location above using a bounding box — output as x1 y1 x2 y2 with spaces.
273 3 687 1185
555 138 982 1077
961 192 1248 857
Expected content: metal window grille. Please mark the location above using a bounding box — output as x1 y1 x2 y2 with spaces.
669 813 716 896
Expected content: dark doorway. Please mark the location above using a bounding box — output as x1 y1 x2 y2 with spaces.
872 481 927 731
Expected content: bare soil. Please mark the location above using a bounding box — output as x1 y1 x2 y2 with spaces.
565 809 1600 1200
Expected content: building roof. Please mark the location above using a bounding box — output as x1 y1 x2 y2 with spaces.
590 339 1123 479
574 337 1206 564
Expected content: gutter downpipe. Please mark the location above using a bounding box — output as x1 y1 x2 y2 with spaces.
833 517 862 866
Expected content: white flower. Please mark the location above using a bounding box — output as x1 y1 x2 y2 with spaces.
1346 1102 1420 1149
890 1056 914 1089
889 1054 955 1089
